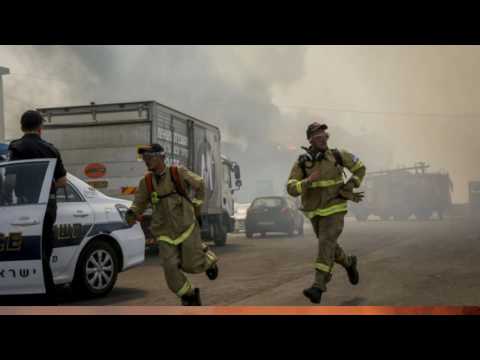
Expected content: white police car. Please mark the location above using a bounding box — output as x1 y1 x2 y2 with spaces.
0 159 145 298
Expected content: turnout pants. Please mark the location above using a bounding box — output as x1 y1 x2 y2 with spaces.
310 212 352 292
157 224 217 298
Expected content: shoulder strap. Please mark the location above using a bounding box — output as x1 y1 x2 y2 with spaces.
297 154 309 179
144 172 154 194
299 160 307 179
332 149 344 168
170 166 193 204
331 149 347 179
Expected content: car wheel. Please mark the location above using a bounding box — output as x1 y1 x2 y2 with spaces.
437 210 444 221
287 224 294 237
298 222 304 236
213 222 227 247
415 210 431 221
246 231 253 238
72 240 119 299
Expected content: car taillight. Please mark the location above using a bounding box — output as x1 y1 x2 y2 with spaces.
281 207 289 214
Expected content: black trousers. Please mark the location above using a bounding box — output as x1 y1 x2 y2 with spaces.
42 200 57 303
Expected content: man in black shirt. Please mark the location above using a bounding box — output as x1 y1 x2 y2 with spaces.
8 110 67 304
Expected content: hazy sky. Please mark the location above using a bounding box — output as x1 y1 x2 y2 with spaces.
272 45 480 203
1 45 479 202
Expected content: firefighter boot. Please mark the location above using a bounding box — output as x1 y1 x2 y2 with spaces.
303 286 323 304
204 244 219 280
346 256 359 285
206 263 219 280
181 288 202 306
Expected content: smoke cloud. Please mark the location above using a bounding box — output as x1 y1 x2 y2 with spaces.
1 45 478 202
273 45 480 203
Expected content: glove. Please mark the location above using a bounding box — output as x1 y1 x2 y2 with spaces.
125 209 138 225
338 189 365 203
342 180 355 192
192 199 203 226
351 191 365 203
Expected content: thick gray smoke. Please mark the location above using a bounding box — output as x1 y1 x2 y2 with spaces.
1 46 303 137
4 45 476 203
0 45 315 202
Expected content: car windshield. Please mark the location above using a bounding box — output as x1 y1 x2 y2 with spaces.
251 198 283 208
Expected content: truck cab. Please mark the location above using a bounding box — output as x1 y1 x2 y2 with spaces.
203 155 242 246
220 155 242 220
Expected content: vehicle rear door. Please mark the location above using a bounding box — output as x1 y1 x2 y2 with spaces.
0 159 56 295
52 180 94 280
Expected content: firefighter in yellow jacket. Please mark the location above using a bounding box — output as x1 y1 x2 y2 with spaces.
125 144 218 306
287 123 366 304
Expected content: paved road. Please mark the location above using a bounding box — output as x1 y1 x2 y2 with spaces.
56 216 480 306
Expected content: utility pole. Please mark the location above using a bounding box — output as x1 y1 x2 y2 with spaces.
0 66 10 142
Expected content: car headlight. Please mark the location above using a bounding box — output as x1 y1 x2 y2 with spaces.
115 204 130 224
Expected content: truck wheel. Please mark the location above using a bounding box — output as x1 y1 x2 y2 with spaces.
72 240 119 299
213 222 227 247
146 242 159 256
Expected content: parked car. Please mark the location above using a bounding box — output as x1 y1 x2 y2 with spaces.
0 159 145 298
245 196 304 238
233 203 250 232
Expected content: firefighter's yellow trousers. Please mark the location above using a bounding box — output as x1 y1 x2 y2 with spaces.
310 212 352 291
157 223 217 298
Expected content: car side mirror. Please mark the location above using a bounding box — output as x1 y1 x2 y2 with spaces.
233 164 241 180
